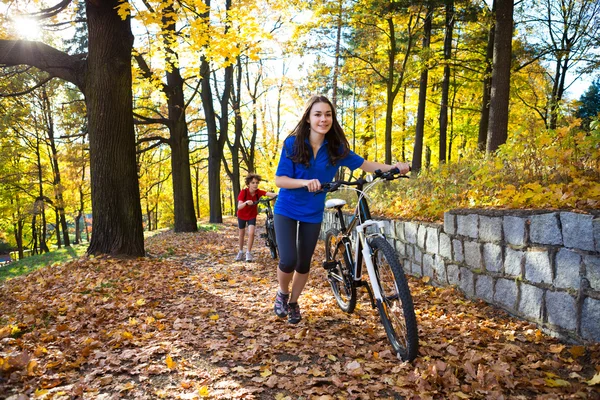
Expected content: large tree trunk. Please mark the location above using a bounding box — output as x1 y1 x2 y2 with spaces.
486 0 513 154
163 2 197 232
85 0 144 256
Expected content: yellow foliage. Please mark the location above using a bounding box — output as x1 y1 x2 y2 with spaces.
372 122 600 221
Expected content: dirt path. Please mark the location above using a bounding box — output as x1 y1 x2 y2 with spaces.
1 217 598 399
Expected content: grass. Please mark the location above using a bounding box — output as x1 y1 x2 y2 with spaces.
0 243 88 282
0 223 223 283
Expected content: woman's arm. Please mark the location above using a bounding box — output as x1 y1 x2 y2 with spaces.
275 175 321 192
360 160 411 174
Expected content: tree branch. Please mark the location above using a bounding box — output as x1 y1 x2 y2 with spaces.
0 40 86 91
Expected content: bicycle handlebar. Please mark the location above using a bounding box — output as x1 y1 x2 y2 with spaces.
253 195 278 205
318 168 409 194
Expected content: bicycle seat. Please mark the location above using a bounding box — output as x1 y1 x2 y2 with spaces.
325 198 346 209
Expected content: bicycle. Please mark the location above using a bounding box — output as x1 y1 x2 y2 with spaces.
256 196 278 259
320 168 419 362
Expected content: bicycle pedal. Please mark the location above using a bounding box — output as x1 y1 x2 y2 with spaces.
322 260 338 270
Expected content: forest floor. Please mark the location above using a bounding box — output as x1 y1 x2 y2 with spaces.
1 216 599 399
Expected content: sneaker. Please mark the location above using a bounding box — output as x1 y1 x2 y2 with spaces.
288 302 301 324
273 290 289 318
235 251 244 261
245 252 254 262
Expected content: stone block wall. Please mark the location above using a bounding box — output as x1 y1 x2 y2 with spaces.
321 209 600 343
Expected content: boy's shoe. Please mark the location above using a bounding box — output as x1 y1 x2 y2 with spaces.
235 251 244 261
288 302 301 324
245 252 254 262
274 290 289 318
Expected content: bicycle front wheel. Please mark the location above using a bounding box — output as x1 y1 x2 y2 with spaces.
266 219 278 259
369 236 419 362
325 229 356 313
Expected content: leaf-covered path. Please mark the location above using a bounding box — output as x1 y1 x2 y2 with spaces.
1 217 599 399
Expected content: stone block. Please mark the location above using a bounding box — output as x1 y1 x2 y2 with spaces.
444 212 456 235
434 256 447 284
483 243 503 273
406 244 414 259
405 222 418 244
594 218 600 253
417 224 427 249
460 267 474 297
411 262 422 277
546 291 577 331
480 216 503 243
397 241 407 257
447 264 460 285
422 257 434 280
530 213 562 245
453 239 464 263
555 249 582 290
426 227 439 254
475 274 494 302
584 255 600 291
505 247 524 277
457 214 479 239
504 216 527 247
525 248 553 284
494 278 518 311
519 283 544 321
415 247 423 265
581 297 600 342
439 233 452 259
560 212 595 251
423 254 434 275
395 221 406 242
464 241 482 269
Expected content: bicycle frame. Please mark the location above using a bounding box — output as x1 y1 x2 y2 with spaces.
326 178 389 303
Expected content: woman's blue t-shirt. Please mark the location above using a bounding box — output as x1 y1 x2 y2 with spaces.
274 136 364 223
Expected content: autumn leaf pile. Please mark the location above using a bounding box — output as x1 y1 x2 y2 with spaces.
1 217 599 399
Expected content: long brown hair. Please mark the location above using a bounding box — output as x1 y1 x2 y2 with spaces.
287 95 350 167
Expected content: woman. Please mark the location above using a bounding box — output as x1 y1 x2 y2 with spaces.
273 95 410 324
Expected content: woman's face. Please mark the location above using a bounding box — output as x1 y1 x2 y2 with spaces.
307 102 333 137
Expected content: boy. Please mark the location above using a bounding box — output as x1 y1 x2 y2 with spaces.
236 173 277 262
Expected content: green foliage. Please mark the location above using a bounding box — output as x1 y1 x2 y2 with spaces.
371 121 600 221
0 244 88 282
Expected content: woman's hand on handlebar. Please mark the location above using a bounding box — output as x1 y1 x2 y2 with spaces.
303 179 322 192
392 162 411 175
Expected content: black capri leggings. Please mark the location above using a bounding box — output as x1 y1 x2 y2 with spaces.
274 213 322 274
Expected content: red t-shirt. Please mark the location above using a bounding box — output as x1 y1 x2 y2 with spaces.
237 188 266 220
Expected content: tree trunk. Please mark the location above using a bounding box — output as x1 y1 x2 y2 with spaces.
486 0 513 153
42 87 71 247
478 0 495 151
201 57 223 223
412 5 433 173
85 0 144 256
331 0 344 108
438 0 454 164
162 2 197 232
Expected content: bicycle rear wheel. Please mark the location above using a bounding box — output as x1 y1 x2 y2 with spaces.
369 236 418 362
266 219 278 259
325 229 356 313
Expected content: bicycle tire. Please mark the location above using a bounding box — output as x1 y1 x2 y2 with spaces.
369 236 419 362
266 219 278 259
325 229 356 313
